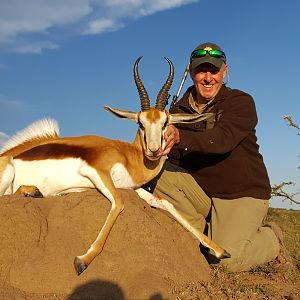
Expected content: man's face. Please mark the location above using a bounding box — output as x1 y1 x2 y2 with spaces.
191 63 228 102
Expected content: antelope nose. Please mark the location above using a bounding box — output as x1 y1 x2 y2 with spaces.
150 148 161 156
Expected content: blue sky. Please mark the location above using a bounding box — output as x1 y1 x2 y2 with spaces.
0 0 299 209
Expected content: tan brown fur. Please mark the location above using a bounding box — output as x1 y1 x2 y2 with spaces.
0 156 11 182
146 108 161 122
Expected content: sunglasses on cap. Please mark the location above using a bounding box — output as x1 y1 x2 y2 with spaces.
190 49 226 62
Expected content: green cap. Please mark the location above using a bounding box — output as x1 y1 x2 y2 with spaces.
190 42 226 71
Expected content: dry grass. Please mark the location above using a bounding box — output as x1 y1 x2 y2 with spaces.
171 208 300 300
266 208 300 268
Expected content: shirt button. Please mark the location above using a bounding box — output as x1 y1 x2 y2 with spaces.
184 148 188 151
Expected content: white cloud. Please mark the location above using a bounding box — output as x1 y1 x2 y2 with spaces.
0 0 92 41
82 18 122 35
0 0 197 53
114 0 197 17
15 41 59 54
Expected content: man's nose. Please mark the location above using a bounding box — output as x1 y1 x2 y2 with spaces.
204 72 213 81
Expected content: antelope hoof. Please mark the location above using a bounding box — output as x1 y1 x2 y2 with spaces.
15 185 44 198
220 250 231 259
27 188 44 198
74 257 87 275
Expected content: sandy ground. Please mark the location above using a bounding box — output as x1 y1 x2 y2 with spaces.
0 189 211 299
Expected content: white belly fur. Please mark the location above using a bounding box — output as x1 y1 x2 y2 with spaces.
12 159 137 197
13 158 95 196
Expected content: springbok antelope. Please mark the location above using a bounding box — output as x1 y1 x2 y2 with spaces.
0 57 230 275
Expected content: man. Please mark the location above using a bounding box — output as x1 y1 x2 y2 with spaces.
149 42 289 272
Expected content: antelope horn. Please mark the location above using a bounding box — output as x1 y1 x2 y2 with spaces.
155 57 174 111
134 56 150 111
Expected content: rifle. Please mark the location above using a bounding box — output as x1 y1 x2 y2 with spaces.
170 63 189 109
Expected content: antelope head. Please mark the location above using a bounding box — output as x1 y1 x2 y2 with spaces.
105 57 211 161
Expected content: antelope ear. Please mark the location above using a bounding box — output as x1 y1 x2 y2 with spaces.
169 112 214 124
104 106 139 122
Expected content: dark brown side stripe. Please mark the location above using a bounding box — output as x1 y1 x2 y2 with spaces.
15 143 97 164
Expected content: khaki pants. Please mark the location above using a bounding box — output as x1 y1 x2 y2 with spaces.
150 161 279 272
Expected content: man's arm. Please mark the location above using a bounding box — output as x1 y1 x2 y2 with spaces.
176 93 258 154
163 90 258 157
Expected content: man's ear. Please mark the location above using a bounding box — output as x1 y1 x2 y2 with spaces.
223 64 228 76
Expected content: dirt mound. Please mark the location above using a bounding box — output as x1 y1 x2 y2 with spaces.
0 189 210 299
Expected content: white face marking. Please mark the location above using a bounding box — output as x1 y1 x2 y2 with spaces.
138 110 168 159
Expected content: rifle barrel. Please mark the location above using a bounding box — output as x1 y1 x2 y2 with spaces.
170 63 189 108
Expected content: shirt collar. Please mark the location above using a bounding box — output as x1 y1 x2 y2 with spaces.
172 84 229 112
188 92 214 113
188 84 228 112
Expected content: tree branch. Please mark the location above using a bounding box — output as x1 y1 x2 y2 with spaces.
283 115 300 134
271 181 300 205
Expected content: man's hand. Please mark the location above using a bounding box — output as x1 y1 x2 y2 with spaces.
162 125 180 155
